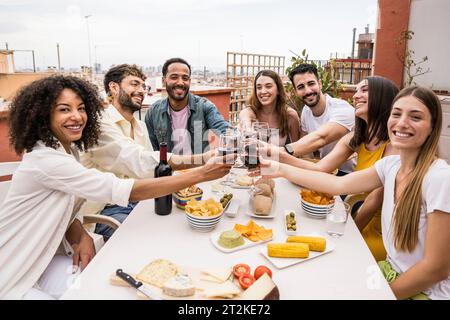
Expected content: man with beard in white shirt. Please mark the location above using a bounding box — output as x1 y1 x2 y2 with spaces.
281 63 355 174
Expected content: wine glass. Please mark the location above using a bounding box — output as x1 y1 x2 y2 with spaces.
218 133 239 186
241 130 259 192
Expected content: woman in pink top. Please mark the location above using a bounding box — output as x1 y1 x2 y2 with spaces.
239 70 300 146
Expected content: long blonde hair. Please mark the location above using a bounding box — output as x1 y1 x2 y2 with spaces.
392 86 442 252
247 70 289 137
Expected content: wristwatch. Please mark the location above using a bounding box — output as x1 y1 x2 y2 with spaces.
284 144 295 156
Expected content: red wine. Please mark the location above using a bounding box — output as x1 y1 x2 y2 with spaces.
218 147 238 156
242 144 259 169
154 142 172 215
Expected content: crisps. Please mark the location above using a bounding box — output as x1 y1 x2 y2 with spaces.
300 189 335 205
234 220 273 242
185 198 223 217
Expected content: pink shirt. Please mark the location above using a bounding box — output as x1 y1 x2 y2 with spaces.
170 106 192 155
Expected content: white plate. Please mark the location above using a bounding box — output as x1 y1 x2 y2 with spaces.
225 199 241 218
210 230 273 253
260 235 336 269
284 210 298 236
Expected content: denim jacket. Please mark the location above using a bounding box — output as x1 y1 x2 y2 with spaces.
144 93 230 153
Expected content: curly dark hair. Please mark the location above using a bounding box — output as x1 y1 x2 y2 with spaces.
9 75 102 154
288 63 319 85
103 64 146 95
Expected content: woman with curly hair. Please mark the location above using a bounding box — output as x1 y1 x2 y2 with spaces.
239 70 300 146
0 75 232 299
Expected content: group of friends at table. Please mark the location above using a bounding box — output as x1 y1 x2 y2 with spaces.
0 58 448 300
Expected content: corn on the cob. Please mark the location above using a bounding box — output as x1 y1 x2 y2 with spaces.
267 242 309 258
286 236 326 252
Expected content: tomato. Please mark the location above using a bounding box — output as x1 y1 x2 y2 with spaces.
238 273 255 289
254 265 272 280
233 264 251 278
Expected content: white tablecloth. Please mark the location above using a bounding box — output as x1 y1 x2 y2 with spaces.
61 175 395 300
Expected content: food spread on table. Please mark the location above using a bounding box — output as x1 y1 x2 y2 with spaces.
252 178 275 216
285 211 297 232
185 198 223 217
176 185 203 198
234 174 253 186
217 230 245 249
234 220 273 242
300 189 335 205
219 193 233 208
111 259 279 300
267 235 327 259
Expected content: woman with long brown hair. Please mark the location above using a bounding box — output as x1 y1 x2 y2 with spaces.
265 76 399 261
259 86 450 300
239 70 300 146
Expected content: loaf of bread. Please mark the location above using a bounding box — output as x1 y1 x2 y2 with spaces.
136 259 179 288
253 195 273 216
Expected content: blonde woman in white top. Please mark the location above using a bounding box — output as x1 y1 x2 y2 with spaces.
258 86 450 300
0 76 233 299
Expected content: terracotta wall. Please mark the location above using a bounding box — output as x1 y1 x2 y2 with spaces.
190 88 232 121
0 73 47 100
372 0 412 88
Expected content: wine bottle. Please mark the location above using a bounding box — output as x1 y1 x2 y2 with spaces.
154 142 172 215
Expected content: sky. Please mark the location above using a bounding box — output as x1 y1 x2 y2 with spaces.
0 0 378 72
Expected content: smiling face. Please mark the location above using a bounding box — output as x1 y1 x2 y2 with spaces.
116 75 146 113
50 88 87 152
256 75 278 108
353 79 369 121
164 62 191 103
292 72 322 108
388 95 433 151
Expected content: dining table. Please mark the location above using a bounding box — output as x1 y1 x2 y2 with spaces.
61 170 396 300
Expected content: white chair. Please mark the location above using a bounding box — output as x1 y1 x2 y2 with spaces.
0 161 115 253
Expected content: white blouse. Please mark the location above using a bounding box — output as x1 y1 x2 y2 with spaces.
375 155 450 300
0 141 134 299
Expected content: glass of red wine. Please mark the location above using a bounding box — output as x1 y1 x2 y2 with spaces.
218 132 239 186
240 130 260 192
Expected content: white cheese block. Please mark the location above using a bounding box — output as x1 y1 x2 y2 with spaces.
203 280 241 299
239 273 279 300
162 274 195 297
201 267 232 283
200 274 224 283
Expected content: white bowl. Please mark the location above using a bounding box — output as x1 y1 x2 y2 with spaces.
301 198 335 217
185 211 224 232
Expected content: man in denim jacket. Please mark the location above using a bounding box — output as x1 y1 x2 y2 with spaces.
145 58 230 154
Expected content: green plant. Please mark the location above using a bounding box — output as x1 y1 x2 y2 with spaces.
396 30 431 87
284 49 341 113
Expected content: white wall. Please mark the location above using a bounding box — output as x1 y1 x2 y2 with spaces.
408 0 450 90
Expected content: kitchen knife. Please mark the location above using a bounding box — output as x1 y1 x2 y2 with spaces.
116 269 163 300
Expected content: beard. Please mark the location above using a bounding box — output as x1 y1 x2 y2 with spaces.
118 88 143 113
166 83 189 101
302 92 321 108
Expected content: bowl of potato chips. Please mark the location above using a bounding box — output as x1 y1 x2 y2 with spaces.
184 198 224 231
173 185 203 209
300 189 335 218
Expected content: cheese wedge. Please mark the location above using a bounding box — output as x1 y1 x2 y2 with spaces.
201 267 232 283
203 280 241 299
